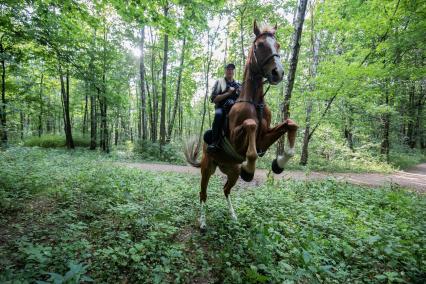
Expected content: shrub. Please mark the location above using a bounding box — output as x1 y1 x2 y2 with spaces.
390 146 426 170
133 140 185 164
23 135 90 148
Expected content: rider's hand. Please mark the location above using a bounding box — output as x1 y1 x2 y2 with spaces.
228 87 236 93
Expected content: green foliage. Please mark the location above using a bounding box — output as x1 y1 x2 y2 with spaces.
36 262 93 284
0 148 425 283
133 140 185 164
23 135 90 148
256 128 395 173
389 145 426 170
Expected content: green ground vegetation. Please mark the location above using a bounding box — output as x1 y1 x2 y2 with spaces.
21 134 426 173
1 148 425 283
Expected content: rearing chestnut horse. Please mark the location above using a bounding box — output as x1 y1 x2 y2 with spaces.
185 21 298 232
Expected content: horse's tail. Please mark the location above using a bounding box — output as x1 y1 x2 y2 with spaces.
184 136 201 168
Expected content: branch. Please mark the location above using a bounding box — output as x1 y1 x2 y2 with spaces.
307 83 344 140
360 0 401 66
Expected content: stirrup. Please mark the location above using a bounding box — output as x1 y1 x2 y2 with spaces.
207 143 220 153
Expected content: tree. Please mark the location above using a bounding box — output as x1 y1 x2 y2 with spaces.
159 4 170 149
282 0 309 121
167 37 186 141
300 0 320 165
139 26 148 141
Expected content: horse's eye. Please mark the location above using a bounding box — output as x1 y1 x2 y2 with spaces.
276 43 281 49
257 42 264 48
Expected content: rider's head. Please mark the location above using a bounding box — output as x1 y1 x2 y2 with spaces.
225 63 235 81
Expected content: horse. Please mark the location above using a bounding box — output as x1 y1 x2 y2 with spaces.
184 21 298 232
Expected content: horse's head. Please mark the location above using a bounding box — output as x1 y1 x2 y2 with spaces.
251 20 284 85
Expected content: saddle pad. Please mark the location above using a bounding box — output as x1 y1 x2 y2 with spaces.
203 129 246 164
220 137 246 164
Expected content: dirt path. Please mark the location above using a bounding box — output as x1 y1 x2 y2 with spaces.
118 162 426 192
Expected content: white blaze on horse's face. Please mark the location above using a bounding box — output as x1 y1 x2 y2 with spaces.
263 36 284 85
253 21 284 84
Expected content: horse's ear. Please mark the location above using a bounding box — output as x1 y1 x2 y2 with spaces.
253 20 260 36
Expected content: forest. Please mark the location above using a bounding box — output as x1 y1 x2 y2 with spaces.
1 0 425 283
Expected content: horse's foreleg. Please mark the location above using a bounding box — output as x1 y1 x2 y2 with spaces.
258 119 297 151
257 119 298 174
199 146 216 233
240 119 258 182
275 119 298 172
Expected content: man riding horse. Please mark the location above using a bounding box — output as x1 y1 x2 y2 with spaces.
207 63 242 153
185 21 298 232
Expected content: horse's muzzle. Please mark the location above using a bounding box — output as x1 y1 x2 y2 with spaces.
267 57 284 85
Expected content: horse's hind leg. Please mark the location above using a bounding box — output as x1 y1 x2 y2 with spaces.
219 164 240 221
199 150 216 233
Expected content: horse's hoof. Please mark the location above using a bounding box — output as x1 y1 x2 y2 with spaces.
200 226 207 234
272 159 284 174
240 167 254 182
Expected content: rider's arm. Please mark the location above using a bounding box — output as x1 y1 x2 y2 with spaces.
212 89 234 104
210 80 220 103
210 80 235 104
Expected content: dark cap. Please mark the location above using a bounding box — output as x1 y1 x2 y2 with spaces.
225 63 236 70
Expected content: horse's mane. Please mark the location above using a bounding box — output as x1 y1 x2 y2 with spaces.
257 23 276 35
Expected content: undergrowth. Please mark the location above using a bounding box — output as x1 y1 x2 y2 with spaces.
23 135 90 148
0 148 425 283
18 132 426 173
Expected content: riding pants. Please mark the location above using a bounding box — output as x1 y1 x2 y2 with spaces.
212 108 224 144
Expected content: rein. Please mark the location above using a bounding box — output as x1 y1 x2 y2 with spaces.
235 32 277 106
251 32 281 80
234 32 279 150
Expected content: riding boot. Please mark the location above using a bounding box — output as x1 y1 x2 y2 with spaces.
207 108 223 153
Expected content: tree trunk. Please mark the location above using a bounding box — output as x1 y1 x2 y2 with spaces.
82 84 88 136
59 64 74 149
90 88 97 150
406 83 416 148
46 96 52 133
300 4 320 166
38 73 44 137
344 103 354 150
0 41 7 148
282 0 309 121
380 86 390 162
199 20 221 148
300 101 312 165
20 110 24 140
99 22 109 153
224 21 229 67
238 7 247 79
415 85 425 148
160 5 169 149
178 99 183 138
150 27 158 143
139 26 148 141
167 37 186 141
99 94 108 152
115 116 119 146
144 68 153 141
65 69 74 148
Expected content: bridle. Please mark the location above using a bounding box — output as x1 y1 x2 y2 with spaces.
235 32 281 104
251 32 281 81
